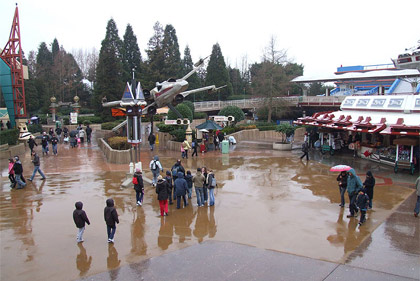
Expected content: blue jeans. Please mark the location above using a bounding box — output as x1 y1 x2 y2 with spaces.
195 187 204 206
152 170 160 185
52 144 58 155
107 226 116 240
150 144 154 151
15 174 26 189
136 190 144 203
348 193 358 215
203 186 208 202
414 195 420 215
208 188 215 206
30 166 46 180
42 145 49 154
187 187 192 199
176 195 187 209
339 187 346 206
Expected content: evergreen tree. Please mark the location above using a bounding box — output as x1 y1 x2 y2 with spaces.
122 24 142 82
94 18 124 117
145 21 165 89
182 46 201 102
205 43 232 101
35 42 54 111
162 24 182 79
51 38 60 58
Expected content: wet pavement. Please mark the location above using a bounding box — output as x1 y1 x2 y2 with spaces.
0 135 418 281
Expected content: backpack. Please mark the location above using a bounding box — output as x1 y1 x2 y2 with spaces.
301 143 307 152
132 176 138 185
151 160 157 170
211 176 216 187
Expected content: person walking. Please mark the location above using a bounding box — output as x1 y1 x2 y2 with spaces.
27 135 37 154
8 158 16 188
363 171 375 209
78 127 86 143
29 151 46 181
133 168 144 206
55 126 62 142
165 171 174 205
149 156 163 186
185 170 193 199
207 169 217 206
104 199 119 243
148 133 156 151
191 139 198 157
337 171 348 207
346 168 363 218
174 172 188 209
193 168 205 207
171 159 185 183
356 189 370 226
300 141 309 161
73 201 90 243
85 125 92 144
48 128 54 138
414 176 420 217
182 139 191 159
13 156 26 189
41 132 49 156
51 134 59 155
156 175 170 216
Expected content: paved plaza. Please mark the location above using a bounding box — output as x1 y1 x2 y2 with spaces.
0 135 418 281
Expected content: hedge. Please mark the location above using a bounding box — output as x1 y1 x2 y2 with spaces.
101 121 122 130
156 123 175 133
28 124 43 134
0 128 19 145
107 136 130 150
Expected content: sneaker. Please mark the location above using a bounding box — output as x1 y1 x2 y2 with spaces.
165 212 169 216
41 178 46 180
339 204 344 207
358 222 362 226
139 201 142 206
108 239 111 243
346 214 354 218
111 239 114 243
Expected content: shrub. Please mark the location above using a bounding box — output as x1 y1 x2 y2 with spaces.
101 121 122 130
79 116 102 124
107 136 130 150
28 124 43 134
169 127 186 142
156 123 175 133
63 117 70 125
258 125 277 131
221 127 235 135
0 128 19 145
182 101 195 115
218 105 245 123
193 112 207 119
237 124 257 131
275 123 296 143
167 104 193 121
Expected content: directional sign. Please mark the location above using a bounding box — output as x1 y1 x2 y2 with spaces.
165 120 178 125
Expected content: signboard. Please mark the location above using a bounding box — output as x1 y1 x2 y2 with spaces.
342 99 355 107
371 98 386 107
70 112 78 124
415 98 420 108
356 99 370 107
388 98 404 108
165 120 178 125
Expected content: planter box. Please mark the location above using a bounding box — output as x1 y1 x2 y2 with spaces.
273 142 292 151
98 138 132 164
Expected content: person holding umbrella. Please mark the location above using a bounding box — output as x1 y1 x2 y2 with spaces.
337 171 348 207
346 168 363 218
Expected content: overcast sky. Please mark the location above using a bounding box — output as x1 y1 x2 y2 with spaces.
1 0 419 78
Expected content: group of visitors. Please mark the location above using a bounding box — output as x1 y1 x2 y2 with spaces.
0 119 12 130
336 169 375 226
139 158 217 217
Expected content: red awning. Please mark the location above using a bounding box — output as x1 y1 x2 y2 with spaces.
380 118 420 136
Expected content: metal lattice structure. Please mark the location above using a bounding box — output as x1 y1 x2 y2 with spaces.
0 5 27 120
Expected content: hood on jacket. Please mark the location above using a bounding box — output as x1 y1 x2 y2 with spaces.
75 201 83 210
154 155 159 161
177 172 184 179
348 168 358 177
366 171 373 178
106 198 114 207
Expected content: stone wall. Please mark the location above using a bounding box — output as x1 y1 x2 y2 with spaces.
98 138 132 164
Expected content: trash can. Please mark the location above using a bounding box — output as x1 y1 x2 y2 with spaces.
222 140 229 154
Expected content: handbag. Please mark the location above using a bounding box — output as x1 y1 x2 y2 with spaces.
211 177 216 187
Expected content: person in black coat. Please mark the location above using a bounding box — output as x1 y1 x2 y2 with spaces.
104 199 119 243
174 172 188 209
363 171 375 209
156 175 170 216
337 171 348 207
73 201 90 243
300 141 309 161
27 135 37 154
356 190 370 225
13 156 26 189
133 169 144 206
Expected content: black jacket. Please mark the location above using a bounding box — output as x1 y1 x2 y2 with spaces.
337 173 348 189
28 138 37 148
32 154 40 166
363 175 375 190
73 201 90 228
156 179 170 200
356 193 369 210
174 172 188 196
104 199 119 227
13 161 23 174
133 172 144 192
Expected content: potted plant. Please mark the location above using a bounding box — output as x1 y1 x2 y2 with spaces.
273 123 295 151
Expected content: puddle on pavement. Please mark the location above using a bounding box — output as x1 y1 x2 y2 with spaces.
0 141 415 281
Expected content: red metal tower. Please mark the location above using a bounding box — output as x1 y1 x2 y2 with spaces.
1 5 27 119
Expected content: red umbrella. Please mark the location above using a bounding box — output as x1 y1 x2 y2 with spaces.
330 165 352 172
